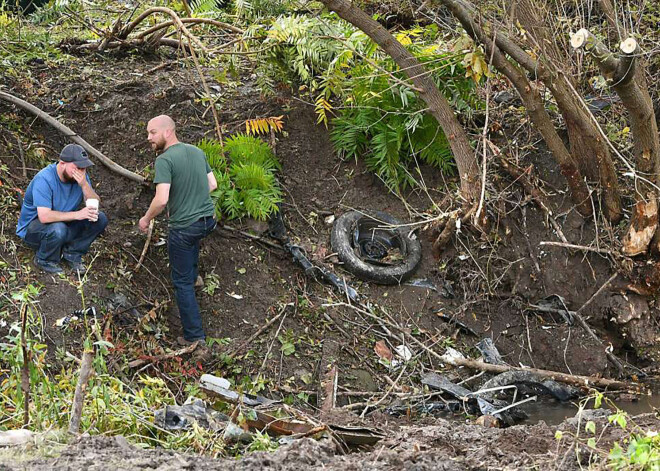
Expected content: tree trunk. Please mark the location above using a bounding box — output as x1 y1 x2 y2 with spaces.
319 0 481 206
573 31 660 254
511 0 622 222
436 0 593 217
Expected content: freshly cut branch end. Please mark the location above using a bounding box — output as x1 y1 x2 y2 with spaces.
570 28 590 49
619 37 638 55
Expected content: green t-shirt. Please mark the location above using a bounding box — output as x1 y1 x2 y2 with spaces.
153 142 215 229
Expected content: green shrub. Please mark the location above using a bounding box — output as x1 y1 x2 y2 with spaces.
254 15 483 192
198 135 282 221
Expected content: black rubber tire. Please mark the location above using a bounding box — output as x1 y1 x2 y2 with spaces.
331 210 422 285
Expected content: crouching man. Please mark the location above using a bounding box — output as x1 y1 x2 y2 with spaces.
16 144 108 274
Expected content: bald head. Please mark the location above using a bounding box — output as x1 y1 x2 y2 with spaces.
147 115 178 153
149 115 176 132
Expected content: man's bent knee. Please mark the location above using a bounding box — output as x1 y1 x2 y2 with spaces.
94 211 109 231
46 222 68 242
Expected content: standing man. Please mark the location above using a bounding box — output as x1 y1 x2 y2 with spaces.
16 144 107 274
139 115 218 346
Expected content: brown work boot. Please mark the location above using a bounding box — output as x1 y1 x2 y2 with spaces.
177 336 206 347
177 336 212 362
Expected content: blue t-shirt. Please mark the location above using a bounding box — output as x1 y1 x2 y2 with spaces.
16 163 91 239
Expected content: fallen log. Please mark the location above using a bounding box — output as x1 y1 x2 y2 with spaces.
441 355 640 391
0 91 146 184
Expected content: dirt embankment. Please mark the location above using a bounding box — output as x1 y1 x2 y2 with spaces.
1 55 626 376
1 50 657 469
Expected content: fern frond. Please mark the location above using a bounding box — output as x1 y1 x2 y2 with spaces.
197 138 227 172
190 0 220 14
224 134 281 171
315 96 333 127
230 162 277 190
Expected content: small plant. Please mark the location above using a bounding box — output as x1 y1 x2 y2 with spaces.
203 272 221 296
277 329 297 356
552 391 660 470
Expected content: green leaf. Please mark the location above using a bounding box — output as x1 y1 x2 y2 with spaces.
586 421 596 434
594 392 603 409
281 341 295 356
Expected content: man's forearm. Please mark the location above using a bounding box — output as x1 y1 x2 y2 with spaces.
143 199 167 222
81 181 99 202
39 210 79 224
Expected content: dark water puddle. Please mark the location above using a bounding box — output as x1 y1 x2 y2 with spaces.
521 394 660 426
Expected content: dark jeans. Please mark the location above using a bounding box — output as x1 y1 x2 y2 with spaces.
168 216 216 341
24 212 108 263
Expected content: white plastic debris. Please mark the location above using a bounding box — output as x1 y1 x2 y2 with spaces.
441 346 466 363
324 215 335 225
55 315 78 328
200 374 231 390
394 345 413 361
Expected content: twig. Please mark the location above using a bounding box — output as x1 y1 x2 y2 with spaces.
258 310 288 376
143 61 174 75
0 91 146 184
576 272 618 315
128 342 197 369
441 355 638 391
68 350 95 434
494 146 568 243
573 273 626 376
134 219 154 273
359 362 407 418
185 34 223 142
528 272 627 376
474 31 497 226
20 304 30 426
135 17 243 39
219 224 283 250
16 134 26 178
118 7 208 52
228 305 288 358
539 241 615 256
323 302 446 364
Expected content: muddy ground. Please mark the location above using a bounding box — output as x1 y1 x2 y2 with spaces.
5 411 660 470
1 49 658 469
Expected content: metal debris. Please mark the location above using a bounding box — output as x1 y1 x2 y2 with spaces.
477 371 580 402
421 372 527 426
475 338 507 365
154 399 229 431
268 208 359 302
200 374 278 407
436 311 479 336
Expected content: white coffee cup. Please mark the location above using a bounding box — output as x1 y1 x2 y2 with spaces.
86 198 99 210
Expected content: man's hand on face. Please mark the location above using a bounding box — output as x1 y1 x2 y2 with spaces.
138 216 151 234
71 167 87 187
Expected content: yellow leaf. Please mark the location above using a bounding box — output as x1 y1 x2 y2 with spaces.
396 32 412 46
